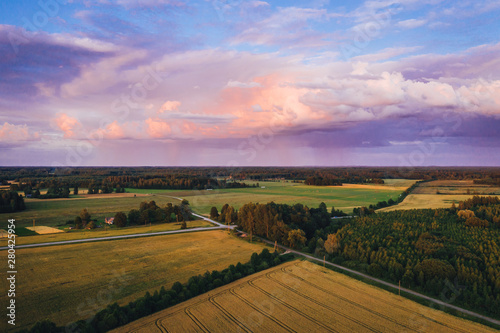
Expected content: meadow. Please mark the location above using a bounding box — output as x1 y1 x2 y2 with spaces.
0 230 267 331
115 260 496 333
131 179 415 215
378 180 500 212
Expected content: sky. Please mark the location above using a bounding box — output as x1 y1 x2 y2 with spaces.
1 0 500 167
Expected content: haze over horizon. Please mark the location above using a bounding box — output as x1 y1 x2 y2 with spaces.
1 0 500 167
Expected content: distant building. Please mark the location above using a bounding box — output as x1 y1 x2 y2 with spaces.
105 217 114 225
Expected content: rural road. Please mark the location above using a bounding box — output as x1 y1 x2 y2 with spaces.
0 225 225 250
0 213 233 250
259 238 500 328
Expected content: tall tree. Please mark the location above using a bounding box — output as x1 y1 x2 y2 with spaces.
210 206 219 220
287 229 307 249
80 208 91 224
114 212 127 228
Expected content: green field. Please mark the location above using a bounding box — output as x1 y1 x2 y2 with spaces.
130 179 415 215
0 179 413 231
0 230 267 331
0 194 178 229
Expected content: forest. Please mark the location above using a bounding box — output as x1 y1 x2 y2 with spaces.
2 166 500 191
227 196 500 317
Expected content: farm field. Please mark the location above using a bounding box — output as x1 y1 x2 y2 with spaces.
378 180 500 212
0 220 213 246
25 226 64 234
0 194 176 229
412 180 500 195
0 230 267 331
115 260 496 333
133 179 416 215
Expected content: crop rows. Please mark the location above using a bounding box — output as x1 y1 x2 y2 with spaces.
115 261 497 333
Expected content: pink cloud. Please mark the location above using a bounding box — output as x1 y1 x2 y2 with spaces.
158 100 181 113
54 114 82 138
145 118 171 138
0 122 39 142
91 121 126 140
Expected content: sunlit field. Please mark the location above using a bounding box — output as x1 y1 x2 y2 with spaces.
115 260 496 333
378 180 500 212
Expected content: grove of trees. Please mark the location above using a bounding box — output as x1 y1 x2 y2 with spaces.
0 190 26 213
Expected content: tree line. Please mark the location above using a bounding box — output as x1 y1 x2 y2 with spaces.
4 166 500 191
72 200 193 230
21 249 295 333
0 190 26 213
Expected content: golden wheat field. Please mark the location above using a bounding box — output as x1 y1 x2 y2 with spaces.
114 260 496 333
378 180 500 212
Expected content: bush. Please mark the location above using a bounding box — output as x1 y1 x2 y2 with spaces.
257 261 269 271
213 278 223 288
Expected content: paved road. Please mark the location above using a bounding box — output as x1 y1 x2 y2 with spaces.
0 197 233 250
0 226 228 250
152 193 235 228
259 238 500 327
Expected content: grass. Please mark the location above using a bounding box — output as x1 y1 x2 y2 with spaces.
1 230 268 332
114 260 497 333
0 220 213 246
0 194 178 229
131 179 415 215
14 227 38 236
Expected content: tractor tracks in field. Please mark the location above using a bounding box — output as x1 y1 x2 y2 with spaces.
287 263 474 333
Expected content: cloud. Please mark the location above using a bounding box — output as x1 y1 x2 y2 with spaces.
352 46 422 63
145 118 171 138
92 121 126 139
158 100 181 113
226 80 262 88
0 122 39 142
397 19 427 29
231 7 337 47
54 114 82 138
96 0 187 9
